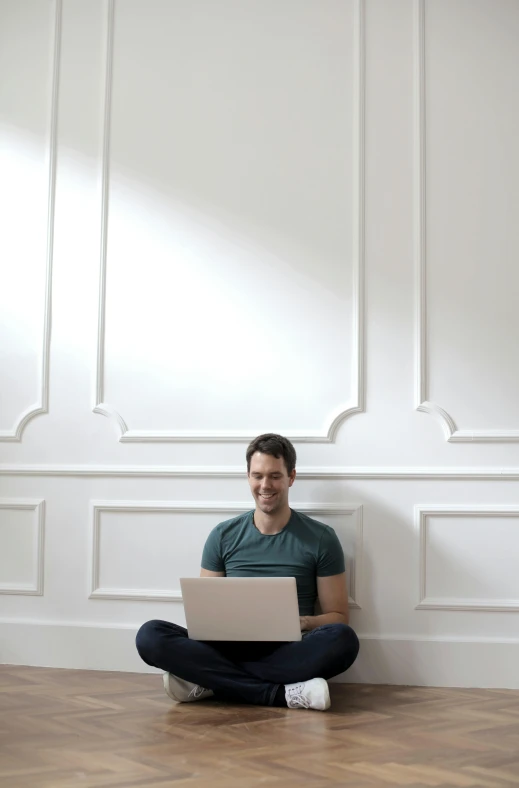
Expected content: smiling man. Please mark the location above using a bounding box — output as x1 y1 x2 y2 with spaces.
136 433 359 711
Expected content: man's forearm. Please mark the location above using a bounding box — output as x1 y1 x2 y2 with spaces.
300 612 349 631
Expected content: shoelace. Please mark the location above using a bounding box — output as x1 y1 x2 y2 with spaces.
188 685 207 699
286 684 310 708
287 692 310 708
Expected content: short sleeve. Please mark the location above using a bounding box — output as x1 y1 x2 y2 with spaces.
316 526 346 577
201 526 225 572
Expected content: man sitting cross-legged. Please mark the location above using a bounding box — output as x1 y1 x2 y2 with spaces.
136 433 359 711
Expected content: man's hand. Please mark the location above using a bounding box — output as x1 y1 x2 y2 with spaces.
300 616 309 631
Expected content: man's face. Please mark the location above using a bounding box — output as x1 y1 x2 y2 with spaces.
248 451 296 515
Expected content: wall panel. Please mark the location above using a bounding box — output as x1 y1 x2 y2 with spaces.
415 0 519 441
94 0 364 442
0 499 44 595
90 501 362 607
417 505 519 611
0 0 60 440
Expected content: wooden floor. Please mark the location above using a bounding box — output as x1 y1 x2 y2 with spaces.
1 666 519 787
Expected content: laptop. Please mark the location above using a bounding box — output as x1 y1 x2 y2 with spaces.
180 577 302 641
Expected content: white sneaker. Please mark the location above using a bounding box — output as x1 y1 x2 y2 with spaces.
285 678 331 711
163 672 214 703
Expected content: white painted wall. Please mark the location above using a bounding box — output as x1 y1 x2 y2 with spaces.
1 0 519 687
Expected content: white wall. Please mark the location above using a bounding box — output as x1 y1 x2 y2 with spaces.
1 0 519 688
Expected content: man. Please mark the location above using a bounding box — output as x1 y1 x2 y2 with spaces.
136 433 359 711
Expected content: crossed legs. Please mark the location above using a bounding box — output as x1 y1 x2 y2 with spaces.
136 619 360 706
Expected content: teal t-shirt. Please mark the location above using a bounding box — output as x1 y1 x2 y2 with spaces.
201 509 345 616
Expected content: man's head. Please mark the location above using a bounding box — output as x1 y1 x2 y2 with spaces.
246 434 297 516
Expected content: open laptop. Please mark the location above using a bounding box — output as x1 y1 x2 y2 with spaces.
180 577 302 641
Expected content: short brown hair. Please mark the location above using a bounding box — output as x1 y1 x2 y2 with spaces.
246 433 297 475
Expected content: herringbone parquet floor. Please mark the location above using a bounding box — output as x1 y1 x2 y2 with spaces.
1 666 519 787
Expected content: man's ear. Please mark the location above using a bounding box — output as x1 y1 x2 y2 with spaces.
288 470 296 487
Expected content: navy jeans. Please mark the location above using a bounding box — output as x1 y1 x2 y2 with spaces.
136 619 360 706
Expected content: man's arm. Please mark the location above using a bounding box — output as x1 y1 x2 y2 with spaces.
300 573 349 631
200 567 225 577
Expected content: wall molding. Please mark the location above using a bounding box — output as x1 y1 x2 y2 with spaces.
413 0 519 443
89 500 362 608
416 504 519 612
93 0 365 443
4 464 519 479
0 499 45 596
0 0 61 442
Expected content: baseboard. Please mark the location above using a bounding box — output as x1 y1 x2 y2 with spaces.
1 620 518 688
0 620 157 674
333 635 519 689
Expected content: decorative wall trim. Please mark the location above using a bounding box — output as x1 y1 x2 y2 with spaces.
416 505 519 611
413 0 519 443
93 0 115 431
4 464 519 479
93 0 365 443
349 502 363 609
0 1 61 442
89 501 362 608
0 499 45 595
414 0 427 420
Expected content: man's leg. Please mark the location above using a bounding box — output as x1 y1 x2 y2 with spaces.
236 624 360 684
136 619 281 706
